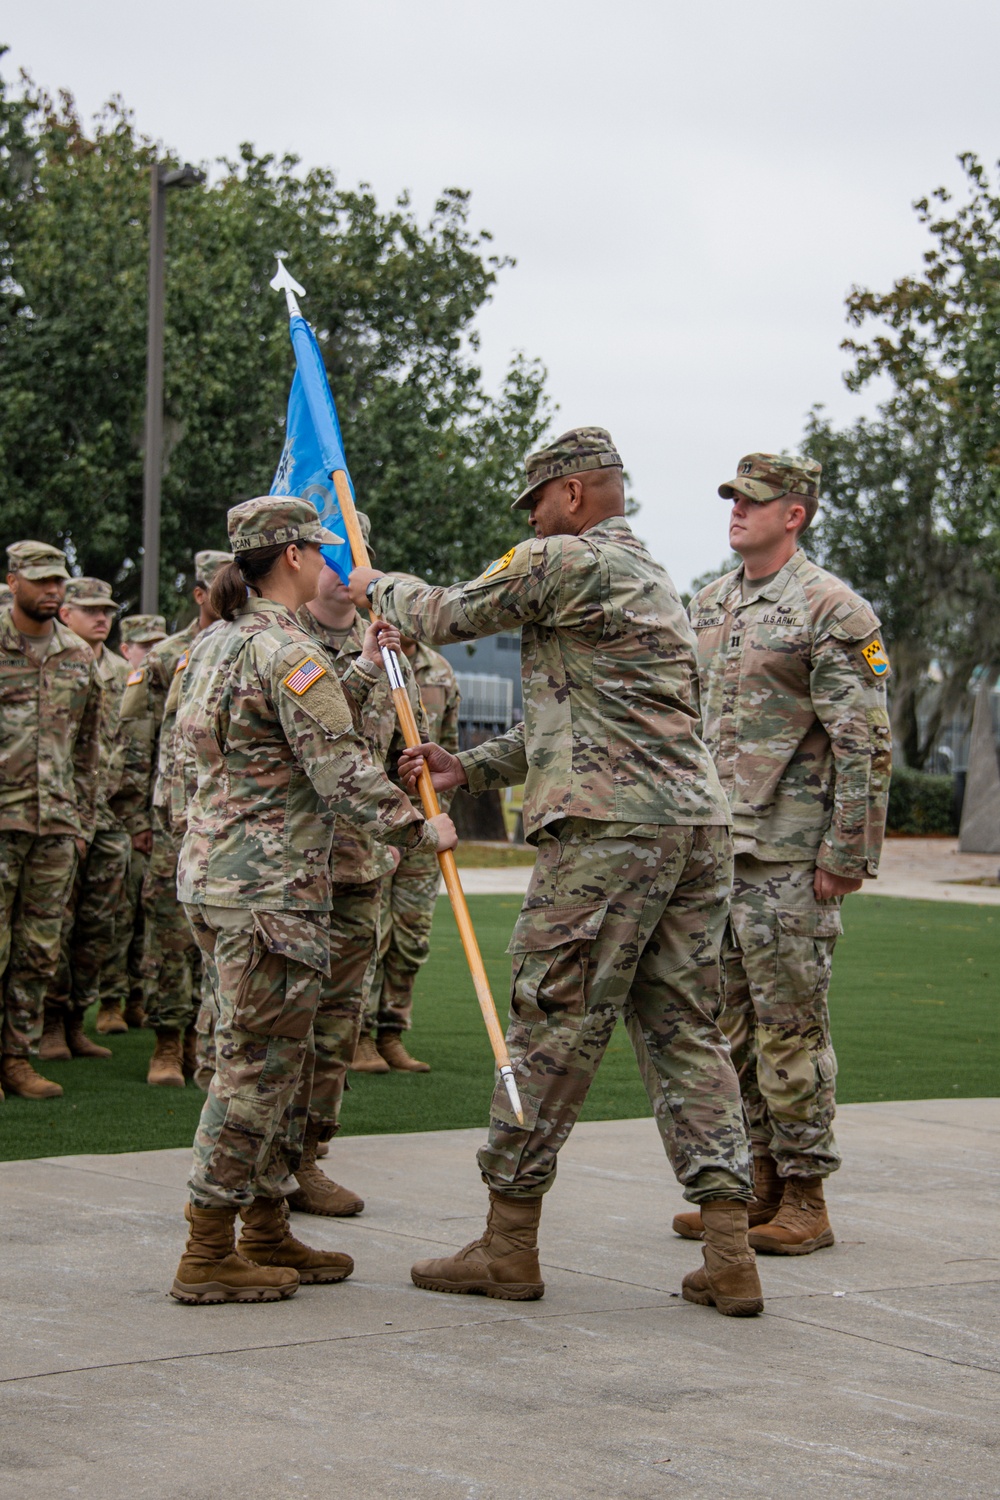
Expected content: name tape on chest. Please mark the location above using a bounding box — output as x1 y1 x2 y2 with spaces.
481 548 517 581
284 657 327 696
126 668 145 686
861 639 890 677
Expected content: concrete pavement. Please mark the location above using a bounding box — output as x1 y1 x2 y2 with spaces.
2 1098 998 1498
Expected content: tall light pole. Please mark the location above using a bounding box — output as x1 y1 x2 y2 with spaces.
141 162 205 614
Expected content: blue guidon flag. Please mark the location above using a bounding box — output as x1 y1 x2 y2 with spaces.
271 313 355 585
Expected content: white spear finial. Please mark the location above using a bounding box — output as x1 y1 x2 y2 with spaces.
270 256 306 317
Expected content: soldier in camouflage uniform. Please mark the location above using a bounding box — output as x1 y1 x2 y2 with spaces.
95 614 168 1034
287 517 427 1214
117 551 231 1087
678 453 892 1256
349 428 764 1318
40 579 131 1064
169 496 455 1305
0 543 102 1101
363 636 460 1072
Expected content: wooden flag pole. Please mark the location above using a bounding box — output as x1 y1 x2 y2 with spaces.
331 471 524 1124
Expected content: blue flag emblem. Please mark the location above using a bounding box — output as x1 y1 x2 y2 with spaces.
271 315 355 584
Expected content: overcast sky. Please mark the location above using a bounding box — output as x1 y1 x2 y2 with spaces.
5 1 1000 589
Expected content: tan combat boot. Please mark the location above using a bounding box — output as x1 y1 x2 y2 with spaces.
377 1032 431 1073
66 1020 112 1060
411 1192 544 1300
673 1151 781 1241
286 1123 364 1217
681 1200 764 1317
238 1197 354 1284
147 1028 185 1087
749 1175 834 1255
123 995 147 1028
0 1056 63 1100
38 1012 71 1061
350 1034 390 1073
170 1203 300 1304
95 1003 128 1035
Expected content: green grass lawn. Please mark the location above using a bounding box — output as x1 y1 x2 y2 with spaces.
1 895 996 1161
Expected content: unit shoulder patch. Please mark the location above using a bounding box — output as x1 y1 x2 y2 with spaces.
283 657 327 696
481 548 517 580
861 639 890 678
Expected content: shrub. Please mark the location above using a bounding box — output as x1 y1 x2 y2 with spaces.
886 766 957 836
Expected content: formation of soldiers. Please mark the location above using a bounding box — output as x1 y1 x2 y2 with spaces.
0 427 891 1320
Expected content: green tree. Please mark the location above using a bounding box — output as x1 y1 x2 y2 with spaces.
0 72 551 618
804 154 1000 766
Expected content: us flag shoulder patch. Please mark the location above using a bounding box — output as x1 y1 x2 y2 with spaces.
174 651 189 675
126 668 144 686
284 657 326 696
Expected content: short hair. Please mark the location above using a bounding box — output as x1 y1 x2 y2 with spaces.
786 492 819 536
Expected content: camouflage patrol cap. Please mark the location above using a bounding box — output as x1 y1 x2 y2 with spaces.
194 550 234 587
512 427 624 510
63 576 118 609
718 453 822 504
355 510 375 560
6 540 70 581
227 496 341 554
119 613 167 645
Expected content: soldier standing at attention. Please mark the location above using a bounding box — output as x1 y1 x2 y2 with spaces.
117 551 231 1087
363 633 461 1072
95 613 168 1034
169 497 455 1305
349 428 763 1318
288 519 425 1213
678 454 891 1255
0 542 101 1100
40 578 131 1063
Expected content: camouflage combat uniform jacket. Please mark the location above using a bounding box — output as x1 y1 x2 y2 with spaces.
176 597 438 912
296 608 426 885
116 619 199 837
410 642 460 757
94 647 131 834
688 549 891 879
372 517 730 837
0 608 102 839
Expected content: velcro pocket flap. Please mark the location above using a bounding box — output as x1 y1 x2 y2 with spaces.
252 911 331 976
507 901 608 955
824 602 880 643
776 908 843 941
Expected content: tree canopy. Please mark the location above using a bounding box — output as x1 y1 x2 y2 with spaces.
0 52 551 618
805 154 1000 766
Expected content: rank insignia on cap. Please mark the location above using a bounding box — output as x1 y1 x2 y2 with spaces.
862 640 889 677
284 658 326 695
482 548 516 581
126 668 145 686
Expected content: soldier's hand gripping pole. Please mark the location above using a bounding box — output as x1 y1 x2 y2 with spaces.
330 471 524 1124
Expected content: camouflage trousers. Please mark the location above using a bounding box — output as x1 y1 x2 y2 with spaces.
309 877 383 1134
0 832 79 1057
48 828 131 1019
479 819 752 1205
719 855 843 1179
185 904 329 1209
101 846 148 1013
366 852 438 1036
142 824 199 1032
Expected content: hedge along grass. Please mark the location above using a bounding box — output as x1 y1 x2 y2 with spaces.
0 894 995 1162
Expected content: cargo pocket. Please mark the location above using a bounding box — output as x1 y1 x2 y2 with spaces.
506 902 608 1027
775 907 842 1013
232 911 330 1040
